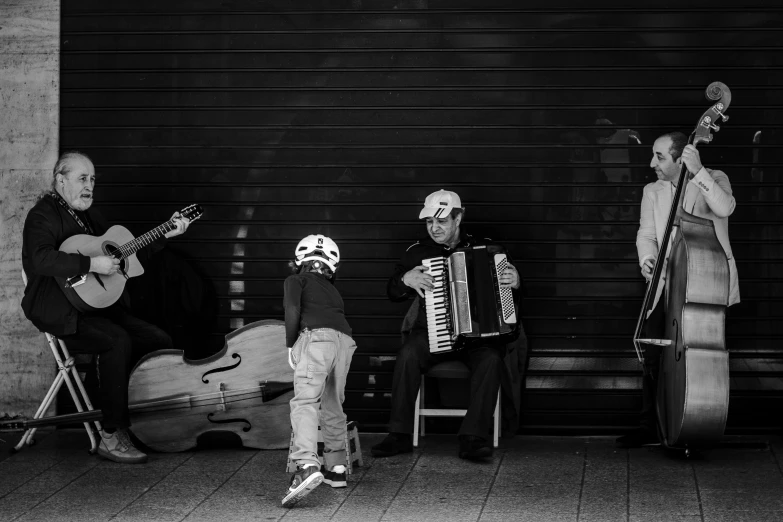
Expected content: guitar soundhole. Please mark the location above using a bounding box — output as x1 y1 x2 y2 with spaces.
104 244 126 272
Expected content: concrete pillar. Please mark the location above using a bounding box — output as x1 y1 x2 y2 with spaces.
0 0 60 416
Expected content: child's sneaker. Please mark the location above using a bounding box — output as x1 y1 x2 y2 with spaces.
322 464 347 488
282 464 323 508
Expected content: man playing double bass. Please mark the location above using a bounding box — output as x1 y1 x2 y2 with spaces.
617 131 740 447
21 151 191 463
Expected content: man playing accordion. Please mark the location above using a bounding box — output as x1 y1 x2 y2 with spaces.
371 190 521 460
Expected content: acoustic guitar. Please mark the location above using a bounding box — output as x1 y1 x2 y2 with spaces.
56 204 203 312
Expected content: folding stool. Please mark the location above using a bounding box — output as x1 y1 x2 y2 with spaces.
286 419 363 473
413 360 501 448
15 271 102 453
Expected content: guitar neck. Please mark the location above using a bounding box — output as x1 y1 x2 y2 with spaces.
118 221 176 259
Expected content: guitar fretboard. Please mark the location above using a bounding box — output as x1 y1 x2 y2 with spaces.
117 221 177 259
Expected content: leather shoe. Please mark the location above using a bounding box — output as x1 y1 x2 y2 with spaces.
458 435 492 460
615 428 659 448
97 428 148 464
371 432 413 458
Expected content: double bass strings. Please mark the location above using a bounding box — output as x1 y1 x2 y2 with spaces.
129 384 289 415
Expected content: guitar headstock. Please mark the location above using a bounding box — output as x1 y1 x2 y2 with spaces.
180 204 204 222
693 82 732 147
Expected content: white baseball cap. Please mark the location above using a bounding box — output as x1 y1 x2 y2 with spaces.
418 189 462 219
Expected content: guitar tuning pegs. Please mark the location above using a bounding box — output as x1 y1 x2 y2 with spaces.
709 123 721 132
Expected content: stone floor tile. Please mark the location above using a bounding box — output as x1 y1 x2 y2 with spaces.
124 487 210 511
331 495 390 521
703 511 783 522
182 493 285 522
495 465 583 485
695 458 782 474
492 467 583 487
629 462 694 481
15 489 141 522
395 483 490 500
382 498 483 522
578 485 626 516
577 511 627 522
349 478 404 497
628 513 702 522
490 481 578 501
580 480 626 494
628 478 696 495
695 470 783 490
0 494 43 522
629 492 701 516
583 465 627 483
699 488 783 512
112 504 195 522
0 462 53 497
480 509 577 521
485 487 580 513
415 447 498 465
402 470 494 489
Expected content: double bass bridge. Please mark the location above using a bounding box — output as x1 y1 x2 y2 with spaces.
217 382 227 412
637 338 673 346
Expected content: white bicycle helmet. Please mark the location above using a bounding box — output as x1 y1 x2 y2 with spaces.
294 234 340 272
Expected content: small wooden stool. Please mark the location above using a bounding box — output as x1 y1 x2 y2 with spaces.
286 420 362 473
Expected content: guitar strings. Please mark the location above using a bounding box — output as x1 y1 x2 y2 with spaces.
116 220 177 260
114 205 200 259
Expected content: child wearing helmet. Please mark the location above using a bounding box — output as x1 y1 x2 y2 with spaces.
281 234 357 508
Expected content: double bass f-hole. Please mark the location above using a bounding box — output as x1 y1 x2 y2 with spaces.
672 319 682 362
207 412 252 432
202 353 242 383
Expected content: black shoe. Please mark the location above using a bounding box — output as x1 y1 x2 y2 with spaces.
371 432 413 458
458 435 492 461
615 428 660 448
322 465 347 488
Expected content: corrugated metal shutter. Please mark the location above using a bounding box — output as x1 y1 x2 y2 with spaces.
61 0 783 433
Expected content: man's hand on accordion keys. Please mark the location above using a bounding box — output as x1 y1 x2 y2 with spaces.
499 263 521 290
402 265 434 298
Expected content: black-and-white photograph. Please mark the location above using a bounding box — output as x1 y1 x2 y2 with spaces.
1 1 781 520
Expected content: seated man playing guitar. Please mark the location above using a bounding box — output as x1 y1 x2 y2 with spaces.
21 151 191 464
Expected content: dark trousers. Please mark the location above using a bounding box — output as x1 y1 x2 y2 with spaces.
388 328 505 440
60 305 172 430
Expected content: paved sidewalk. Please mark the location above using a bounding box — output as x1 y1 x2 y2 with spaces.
1 430 782 521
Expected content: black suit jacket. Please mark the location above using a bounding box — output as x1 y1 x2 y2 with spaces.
21 194 112 336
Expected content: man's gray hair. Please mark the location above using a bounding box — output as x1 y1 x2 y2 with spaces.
51 151 92 191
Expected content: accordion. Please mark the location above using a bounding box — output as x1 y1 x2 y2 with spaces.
422 244 518 353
